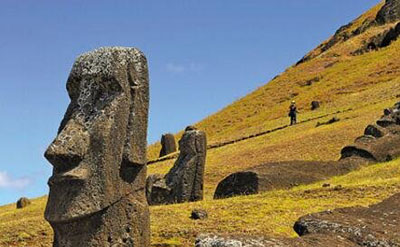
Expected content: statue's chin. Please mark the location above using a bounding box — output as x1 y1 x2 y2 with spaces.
44 189 105 224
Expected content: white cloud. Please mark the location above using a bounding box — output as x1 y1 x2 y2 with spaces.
165 62 204 74
0 171 32 190
166 63 185 73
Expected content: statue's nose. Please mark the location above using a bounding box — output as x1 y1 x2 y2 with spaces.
44 119 89 173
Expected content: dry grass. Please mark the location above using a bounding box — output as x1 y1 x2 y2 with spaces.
2 2 400 247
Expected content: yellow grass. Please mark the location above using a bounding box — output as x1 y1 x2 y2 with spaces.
2 2 400 246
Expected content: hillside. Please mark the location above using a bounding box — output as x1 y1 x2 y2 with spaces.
2 1 400 246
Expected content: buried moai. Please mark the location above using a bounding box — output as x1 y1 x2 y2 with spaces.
159 133 177 157
146 126 207 205
44 47 150 247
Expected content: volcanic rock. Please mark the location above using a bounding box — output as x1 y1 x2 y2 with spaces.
16 197 31 209
311 101 320 110
191 209 208 220
43 47 150 246
159 133 177 157
294 193 400 246
376 0 400 24
147 127 207 205
213 159 365 199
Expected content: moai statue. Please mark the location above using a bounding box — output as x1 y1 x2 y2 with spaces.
44 47 150 247
159 133 177 157
146 126 207 205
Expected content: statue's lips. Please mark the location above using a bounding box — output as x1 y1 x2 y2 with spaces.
48 168 88 186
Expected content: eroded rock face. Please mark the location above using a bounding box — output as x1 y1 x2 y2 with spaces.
376 0 400 24
159 133 177 157
146 127 207 205
341 102 400 162
44 47 150 247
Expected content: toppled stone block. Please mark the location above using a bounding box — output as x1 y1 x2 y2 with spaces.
341 102 400 162
44 47 150 247
213 159 364 199
316 117 340 127
159 133 177 157
16 197 31 209
147 127 207 205
294 193 400 246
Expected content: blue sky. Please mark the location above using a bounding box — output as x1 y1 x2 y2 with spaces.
0 0 379 205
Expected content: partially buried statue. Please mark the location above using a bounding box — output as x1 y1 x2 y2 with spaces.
44 47 150 247
146 126 207 205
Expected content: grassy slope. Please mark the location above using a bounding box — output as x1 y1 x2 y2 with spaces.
2 1 400 246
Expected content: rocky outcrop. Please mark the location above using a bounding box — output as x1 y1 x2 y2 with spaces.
44 47 150 247
213 159 366 199
146 127 207 205
191 209 208 220
340 102 400 162
376 0 400 24
353 22 400 55
294 193 400 246
16 197 31 209
197 193 400 246
159 133 177 157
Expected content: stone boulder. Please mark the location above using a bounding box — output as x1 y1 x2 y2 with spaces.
341 102 400 162
214 159 365 199
16 197 31 209
294 193 400 246
195 234 356 247
311 101 320 110
43 47 150 246
376 0 400 24
147 127 207 205
191 209 208 220
159 133 177 157
197 193 400 246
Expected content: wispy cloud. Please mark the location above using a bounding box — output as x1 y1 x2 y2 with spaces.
165 62 204 74
0 171 32 190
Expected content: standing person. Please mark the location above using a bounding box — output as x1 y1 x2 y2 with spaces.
289 101 298 125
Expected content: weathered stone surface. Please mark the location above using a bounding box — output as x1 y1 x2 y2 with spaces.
354 23 400 55
146 127 207 205
195 233 356 247
16 197 31 209
214 159 366 199
311 101 320 110
191 209 208 220
294 193 400 246
197 193 400 246
44 47 150 247
376 0 400 24
341 102 400 162
159 133 177 157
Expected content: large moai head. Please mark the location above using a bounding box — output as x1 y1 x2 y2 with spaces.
44 47 149 224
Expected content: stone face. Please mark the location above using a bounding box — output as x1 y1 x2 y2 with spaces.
341 103 400 162
146 127 207 205
16 197 31 209
376 0 400 24
159 133 177 157
44 47 150 247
